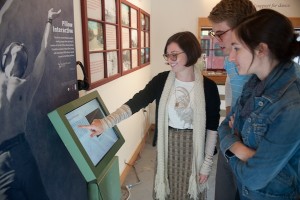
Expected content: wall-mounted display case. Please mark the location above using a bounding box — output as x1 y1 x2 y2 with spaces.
81 0 151 89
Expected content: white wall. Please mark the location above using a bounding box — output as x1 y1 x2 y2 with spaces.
151 0 203 77
73 0 152 173
150 0 300 77
150 0 300 121
149 0 219 123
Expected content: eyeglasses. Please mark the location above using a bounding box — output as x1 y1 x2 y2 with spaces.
209 29 231 41
163 52 184 61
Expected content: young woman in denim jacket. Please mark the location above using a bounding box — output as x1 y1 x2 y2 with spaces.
219 9 300 200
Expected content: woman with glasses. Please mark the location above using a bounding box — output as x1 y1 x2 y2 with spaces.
219 9 300 200
80 31 220 200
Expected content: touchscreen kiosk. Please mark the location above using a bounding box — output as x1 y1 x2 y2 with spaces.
48 91 125 183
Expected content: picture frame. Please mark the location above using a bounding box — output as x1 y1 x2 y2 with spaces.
105 24 117 50
81 0 151 88
89 53 105 83
121 3 130 26
104 0 117 23
88 21 104 51
130 8 137 29
122 50 131 71
87 0 102 20
107 51 118 77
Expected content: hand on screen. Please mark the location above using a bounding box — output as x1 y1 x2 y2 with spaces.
78 119 104 137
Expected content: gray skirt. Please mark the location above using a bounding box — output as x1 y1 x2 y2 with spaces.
155 128 207 200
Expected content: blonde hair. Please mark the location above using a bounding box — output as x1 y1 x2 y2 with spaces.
208 0 256 28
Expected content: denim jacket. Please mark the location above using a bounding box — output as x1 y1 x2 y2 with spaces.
219 62 300 200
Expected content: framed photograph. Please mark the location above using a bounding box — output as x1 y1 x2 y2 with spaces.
81 0 151 88
122 27 130 49
130 8 137 29
145 48 150 63
105 0 116 23
122 50 131 71
145 16 149 31
107 51 118 76
87 0 102 20
88 21 104 51
131 29 138 48
141 31 144 48
132 49 138 68
121 3 130 26
145 32 149 47
89 53 105 83
140 10 150 65
106 24 117 50
140 48 145 64
140 13 145 30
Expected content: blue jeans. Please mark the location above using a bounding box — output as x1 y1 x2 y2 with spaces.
0 134 49 200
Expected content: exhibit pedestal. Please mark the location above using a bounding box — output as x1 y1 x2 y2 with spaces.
88 156 121 200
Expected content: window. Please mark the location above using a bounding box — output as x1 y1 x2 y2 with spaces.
81 0 150 89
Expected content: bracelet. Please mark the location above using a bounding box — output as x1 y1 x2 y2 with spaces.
47 18 52 24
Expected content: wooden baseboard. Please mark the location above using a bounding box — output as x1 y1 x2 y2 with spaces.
119 124 155 185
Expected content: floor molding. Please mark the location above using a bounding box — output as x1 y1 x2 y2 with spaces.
120 124 155 185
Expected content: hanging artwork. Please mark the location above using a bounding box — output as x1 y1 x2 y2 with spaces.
81 0 151 88
0 0 87 199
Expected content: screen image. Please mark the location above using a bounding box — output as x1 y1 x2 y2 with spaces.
48 91 124 182
65 99 118 166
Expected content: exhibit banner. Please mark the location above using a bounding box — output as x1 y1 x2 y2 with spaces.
253 0 300 16
0 0 87 199
202 0 300 17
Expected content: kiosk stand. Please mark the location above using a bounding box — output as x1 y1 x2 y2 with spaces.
88 156 121 200
48 91 125 200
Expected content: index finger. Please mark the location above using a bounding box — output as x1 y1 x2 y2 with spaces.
78 124 93 130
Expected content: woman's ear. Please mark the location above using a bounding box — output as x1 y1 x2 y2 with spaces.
256 43 269 57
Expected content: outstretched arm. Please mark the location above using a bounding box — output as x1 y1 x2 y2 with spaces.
0 0 13 25
43 8 61 49
79 105 132 137
29 8 61 88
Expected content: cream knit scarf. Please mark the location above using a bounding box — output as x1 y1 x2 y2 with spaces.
154 67 207 200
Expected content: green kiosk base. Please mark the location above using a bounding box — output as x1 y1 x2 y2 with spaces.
88 156 121 200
